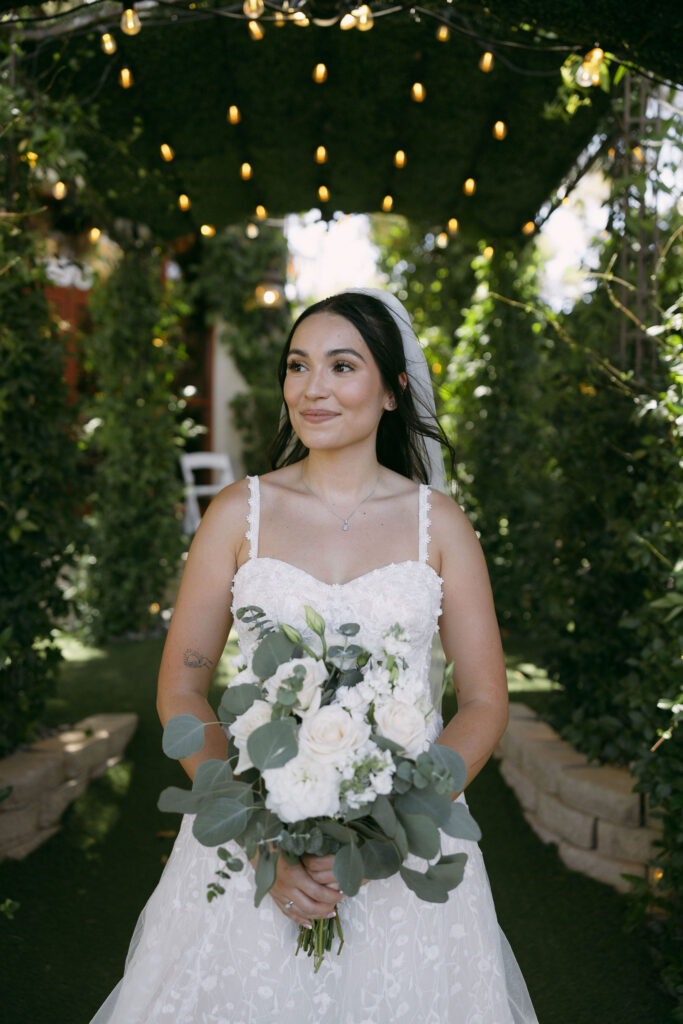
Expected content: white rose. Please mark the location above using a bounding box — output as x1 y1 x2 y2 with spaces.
374 699 428 758
299 706 370 767
264 657 326 716
230 699 272 773
263 755 340 824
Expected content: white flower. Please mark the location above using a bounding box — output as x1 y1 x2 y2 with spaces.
299 706 370 767
392 672 425 705
383 634 410 660
334 685 370 716
374 699 428 758
263 657 326 717
229 652 247 673
339 744 395 809
263 754 340 823
230 699 272 773
357 666 393 704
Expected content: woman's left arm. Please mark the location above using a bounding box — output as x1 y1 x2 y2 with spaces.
431 492 509 789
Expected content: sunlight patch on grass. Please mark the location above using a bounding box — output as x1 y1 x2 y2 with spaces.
54 631 108 663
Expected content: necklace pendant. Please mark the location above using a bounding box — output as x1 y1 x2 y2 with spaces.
342 520 349 531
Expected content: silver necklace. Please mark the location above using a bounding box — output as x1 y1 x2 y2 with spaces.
301 468 382 531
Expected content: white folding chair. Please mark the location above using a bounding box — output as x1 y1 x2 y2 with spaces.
180 452 235 535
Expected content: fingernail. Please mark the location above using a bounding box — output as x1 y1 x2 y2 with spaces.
326 911 336 918
303 922 312 929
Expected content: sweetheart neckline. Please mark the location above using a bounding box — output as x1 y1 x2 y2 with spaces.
232 555 443 590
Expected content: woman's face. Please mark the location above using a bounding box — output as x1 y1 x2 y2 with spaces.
283 312 395 454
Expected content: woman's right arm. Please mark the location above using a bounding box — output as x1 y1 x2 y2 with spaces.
156 479 249 781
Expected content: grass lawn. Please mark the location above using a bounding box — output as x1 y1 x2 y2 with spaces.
0 634 675 1023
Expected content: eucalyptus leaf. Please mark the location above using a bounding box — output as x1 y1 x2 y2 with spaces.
338 622 360 636
192 758 233 792
395 784 452 824
162 714 207 759
427 743 467 792
192 798 251 846
399 866 448 903
370 794 399 837
320 820 353 844
426 852 468 890
236 605 265 622
158 785 204 815
247 719 298 770
396 810 441 859
441 802 482 842
333 840 364 896
360 838 402 879
219 683 262 717
252 631 296 679
373 734 404 755
254 850 278 907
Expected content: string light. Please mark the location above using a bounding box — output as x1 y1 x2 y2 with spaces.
100 33 117 55
291 11 309 26
447 217 459 234
463 177 476 196
315 145 328 164
318 185 330 202
248 20 265 39
382 194 394 212
246 222 259 238
483 245 494 259
436 232 448 248
340 12 356 29
478 51 494 72
25 151 38 168
227 105 241 125
411 82 426 102
313 63 328 83
241 162 253 180
243 0 264 17
119 67 133 88
160 143 174 162
436 24 450 42
255 204 267 220
493 120 507 140
52 181 67 200
353 4 374 31
200 224 216 237
178 194 191 211
394 149 406 168
274 11 285 25
120 6 142 35
89 227 101 243
521 220 535 235
152 337 164 348
576 45 604 87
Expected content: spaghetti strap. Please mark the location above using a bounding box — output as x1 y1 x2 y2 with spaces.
418 483 432 564
245 475 260 560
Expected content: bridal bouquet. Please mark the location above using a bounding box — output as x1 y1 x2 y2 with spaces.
159 604 481 970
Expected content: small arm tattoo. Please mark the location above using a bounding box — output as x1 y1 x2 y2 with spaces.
183 648 214 669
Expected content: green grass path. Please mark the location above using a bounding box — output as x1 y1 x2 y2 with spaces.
0 636 675 1023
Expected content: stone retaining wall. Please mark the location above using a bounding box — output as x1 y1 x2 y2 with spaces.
494 704 661 893
0 713 138 861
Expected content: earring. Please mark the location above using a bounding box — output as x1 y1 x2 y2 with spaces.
387 398 396 410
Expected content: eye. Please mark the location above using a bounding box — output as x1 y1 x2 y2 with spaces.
286 359 306 373
333 360 354 373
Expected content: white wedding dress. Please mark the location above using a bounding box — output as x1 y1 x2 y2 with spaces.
91 477 538 1024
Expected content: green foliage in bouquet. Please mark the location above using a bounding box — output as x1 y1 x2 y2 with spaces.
159 604 479 970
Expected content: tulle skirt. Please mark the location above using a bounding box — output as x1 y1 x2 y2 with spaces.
90 795 538 1024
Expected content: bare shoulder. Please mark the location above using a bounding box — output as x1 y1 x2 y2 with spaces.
190 476 252 571
427 489 481 572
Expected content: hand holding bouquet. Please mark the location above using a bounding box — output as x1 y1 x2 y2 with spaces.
159 604 481 970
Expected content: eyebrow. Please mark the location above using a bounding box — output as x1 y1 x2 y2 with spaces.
288 347 366 362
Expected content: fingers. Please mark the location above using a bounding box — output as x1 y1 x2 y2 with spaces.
302 853 339 888
271 856 343 926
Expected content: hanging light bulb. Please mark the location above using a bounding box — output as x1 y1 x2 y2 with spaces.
120 7 142 35
318 185 330 202
274 11 285 25
291 11 309 26
492 120 507 140
243 0 264 17
160 143 174 162
447 217 459 235
119 67 133 88
313 63 328 83
227 105 241 125
89 227 101 243
241 162 253 180
478 51 494 72
436 24 450 42
246 222 259 238
587 46 604 65
100 33 117 55
255 204 267 220
25 151 38 168
411 82 426 102
436 232 448 248
575 62 594 88
201 224 216 237
52 181 67 200
340 12 356 29
248 20 265 39
178 194 191 211
521 221 535 235
394 149 406 169
315 145 328 164
381 194 393 212
353 4 374 31
483 245 494 259
463 177 476 196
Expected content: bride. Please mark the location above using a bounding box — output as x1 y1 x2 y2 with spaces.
90 289 538 1023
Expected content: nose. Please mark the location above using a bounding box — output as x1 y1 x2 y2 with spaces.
304 364 330 400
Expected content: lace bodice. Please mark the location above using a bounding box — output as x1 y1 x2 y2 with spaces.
231 477 444 719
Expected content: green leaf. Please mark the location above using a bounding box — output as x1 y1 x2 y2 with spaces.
192 758 234 792
247 719 298 770
427 743 467 792
426 852 467 890
399 866 448 903
320 819 353 844
395 784 452 824
338 622 360 636
396 810 441 859
370 794 399 837
157 785 204 814
252 631 296 679
373 734 404 754
442 802 482 842
218 683 262 717
162 714 207 759
333 840 364 896
192 798 251 846
304 605 326 636
254 849 278 906
360 838 402 879
280 623 302 643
